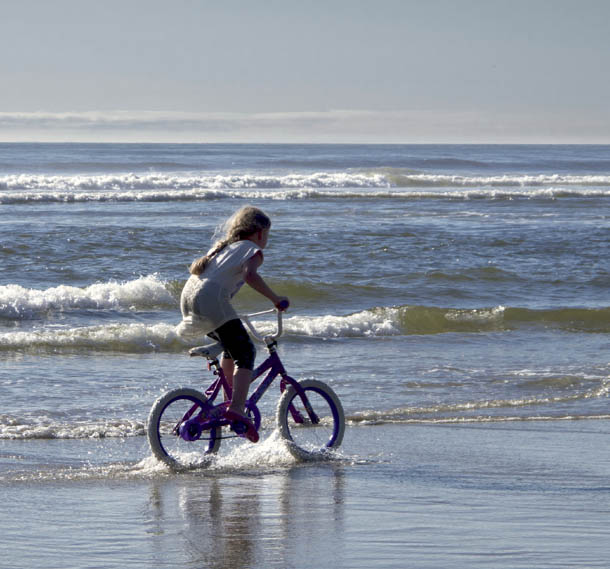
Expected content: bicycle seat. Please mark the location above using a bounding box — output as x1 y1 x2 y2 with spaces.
189 342 223 359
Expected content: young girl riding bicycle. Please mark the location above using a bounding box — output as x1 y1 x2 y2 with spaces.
177 206 289 442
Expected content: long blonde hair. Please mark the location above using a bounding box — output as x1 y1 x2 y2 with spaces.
189 206 271 275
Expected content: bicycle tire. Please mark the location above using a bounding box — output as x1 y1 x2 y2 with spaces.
276 379 345 458
147 387 221 469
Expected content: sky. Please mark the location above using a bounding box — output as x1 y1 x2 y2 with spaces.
1 0 609 143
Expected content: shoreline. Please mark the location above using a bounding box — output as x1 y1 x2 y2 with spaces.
2 420 609 568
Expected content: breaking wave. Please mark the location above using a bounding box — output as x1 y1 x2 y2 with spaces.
0 275 175 320
282 305 610 337
1 305 608 354
1 171 609 203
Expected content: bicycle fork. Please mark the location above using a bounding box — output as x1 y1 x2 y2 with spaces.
281 377 319 425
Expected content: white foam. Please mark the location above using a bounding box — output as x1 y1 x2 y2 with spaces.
279 305 506 338
0 306 492 354
0 304 603 353
206 430 299 470
0 417 146 440
0 310 400 353
0 321 184 352
390 172 610 188
444 306 505 323
283 310 401 338
0 274 174 319
0 172 390 203
1 172 608 203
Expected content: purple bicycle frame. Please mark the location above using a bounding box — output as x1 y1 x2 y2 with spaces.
182 343 318 438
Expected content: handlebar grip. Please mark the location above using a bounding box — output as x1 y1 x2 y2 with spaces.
276 299 290 311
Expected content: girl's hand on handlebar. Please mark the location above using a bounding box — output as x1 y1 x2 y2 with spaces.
275 297 290 311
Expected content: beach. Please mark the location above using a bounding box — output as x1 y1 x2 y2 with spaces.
2 420 609 568
1 143 609 567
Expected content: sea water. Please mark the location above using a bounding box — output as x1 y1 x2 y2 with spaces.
1 144 608 568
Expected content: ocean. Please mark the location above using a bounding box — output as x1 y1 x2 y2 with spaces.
1 143 608 568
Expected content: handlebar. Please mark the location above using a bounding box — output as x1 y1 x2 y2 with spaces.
240 308 284 343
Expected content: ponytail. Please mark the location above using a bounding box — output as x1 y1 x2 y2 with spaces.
189 239 230 275
188 206 271 276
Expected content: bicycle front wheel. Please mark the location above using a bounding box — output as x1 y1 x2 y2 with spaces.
276 378 345 458
147 387 221 469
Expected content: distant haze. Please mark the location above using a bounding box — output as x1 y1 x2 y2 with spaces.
2 0 609 143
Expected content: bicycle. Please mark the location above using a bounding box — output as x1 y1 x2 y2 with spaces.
147 308 345 469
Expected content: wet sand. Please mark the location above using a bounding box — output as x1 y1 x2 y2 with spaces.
2 420 609 568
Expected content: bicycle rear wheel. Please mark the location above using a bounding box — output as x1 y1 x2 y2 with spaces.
147 387 221 469
276 379 344 458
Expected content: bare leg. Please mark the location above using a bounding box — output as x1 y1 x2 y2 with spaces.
225 367 259 442
220 356 234 401
227 368 253 416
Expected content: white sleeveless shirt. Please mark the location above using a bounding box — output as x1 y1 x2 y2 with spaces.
177 240 262 338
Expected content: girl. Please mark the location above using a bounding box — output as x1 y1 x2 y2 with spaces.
177 206 289 442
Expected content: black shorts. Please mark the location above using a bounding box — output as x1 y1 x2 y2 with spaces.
208 319 256 370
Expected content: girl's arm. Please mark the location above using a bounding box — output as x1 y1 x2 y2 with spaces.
243 253 289 310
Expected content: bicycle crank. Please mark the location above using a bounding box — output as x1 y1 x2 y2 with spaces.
179 417 203 441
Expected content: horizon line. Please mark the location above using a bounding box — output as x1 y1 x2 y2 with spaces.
1 109 609 145
1 140 610 146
